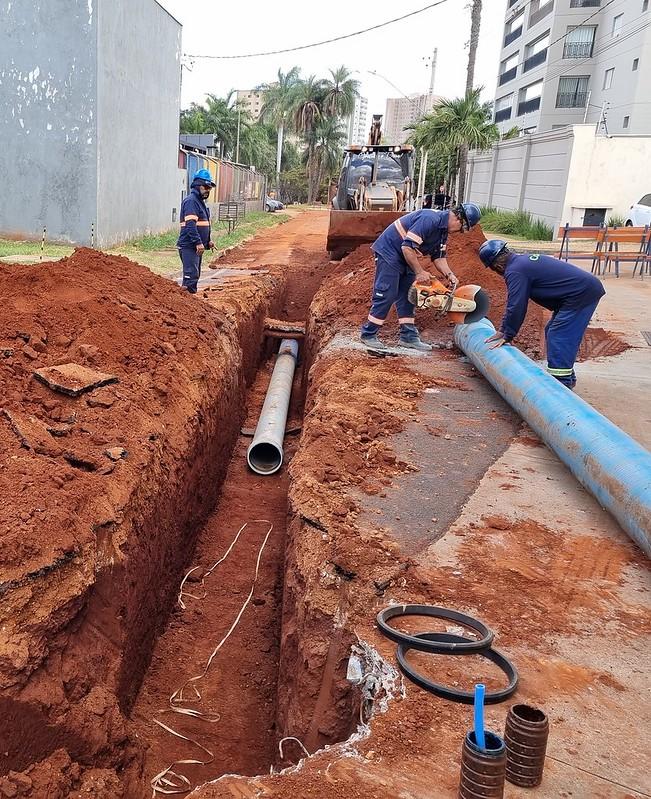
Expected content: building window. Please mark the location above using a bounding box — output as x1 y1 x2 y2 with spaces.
644 0 648 11
603 67 615 89
499 52 519 84
529 0 554 27
556 75 590 107
504 10 525 45
612 14 624 36
524 31 550 70
563 26 597 58
623 116 630 128
517 79 543 115
633 58 639 70
570 0 600 6
495 93 514 122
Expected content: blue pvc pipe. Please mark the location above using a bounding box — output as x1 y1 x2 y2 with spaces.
454 319 651 557
473 684 486 750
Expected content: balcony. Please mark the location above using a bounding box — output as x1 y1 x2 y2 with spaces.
556 91 588 108
504 26 523 46
517 97 541 115
499 66 518 85
508 0 519 6
563 41 594 58
524 49 547 71
570 0 600 7
495 107 513 122
529 1 554 27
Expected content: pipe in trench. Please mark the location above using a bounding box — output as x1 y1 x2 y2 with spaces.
247 338 299 475
454 319 651 557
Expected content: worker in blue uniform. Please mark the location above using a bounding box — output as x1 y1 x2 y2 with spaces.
479 239 606 388
177 169 216 294
360 203 482 352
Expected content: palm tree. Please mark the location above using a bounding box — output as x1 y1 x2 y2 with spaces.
410 89 499 202
258 67 301 188
459 0 484 201
293 76 326 203
322 66 359 119
311 116 346 202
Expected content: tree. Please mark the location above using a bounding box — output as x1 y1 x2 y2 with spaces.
410 89 499 201
179 92 241 158
293 76 327 203
311 116 346 202
322 66 359 119
458 0 484 201
258 67 301 188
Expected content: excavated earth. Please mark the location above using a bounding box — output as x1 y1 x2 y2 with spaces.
0 211 646 799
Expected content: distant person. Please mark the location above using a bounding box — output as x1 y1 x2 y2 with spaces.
360 203 482 352
422 193 433 209
479 240 606 389
177 169 215 294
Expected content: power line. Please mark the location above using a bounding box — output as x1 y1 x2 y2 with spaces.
184 0 454 60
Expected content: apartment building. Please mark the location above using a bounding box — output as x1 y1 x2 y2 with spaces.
384 93 441 144
493 0 651 135
236 90 264 121
345 96 369 145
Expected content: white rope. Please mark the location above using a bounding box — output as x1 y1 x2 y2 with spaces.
278 736 311 761
151 520 273 797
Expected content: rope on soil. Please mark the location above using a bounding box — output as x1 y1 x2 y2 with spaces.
150 520 273 797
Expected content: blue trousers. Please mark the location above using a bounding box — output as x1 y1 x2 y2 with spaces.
546 299 600 387
179 248 203 293
360 254 419 341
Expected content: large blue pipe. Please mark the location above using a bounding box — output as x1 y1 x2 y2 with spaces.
454 319 651 557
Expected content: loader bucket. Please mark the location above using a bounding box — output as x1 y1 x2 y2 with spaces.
326 210 403 258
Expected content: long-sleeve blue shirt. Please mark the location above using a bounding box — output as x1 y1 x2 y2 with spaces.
177 188 211 249
372 209 449 263
501 253 605 340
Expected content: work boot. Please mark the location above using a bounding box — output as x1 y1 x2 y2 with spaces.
361 334 388 351
399 337 433 352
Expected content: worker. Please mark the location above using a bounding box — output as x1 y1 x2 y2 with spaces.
478 239 605 388
177 169 216 294
360 203 482 351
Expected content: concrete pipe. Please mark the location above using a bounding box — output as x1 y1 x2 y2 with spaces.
247 338 299 475
454 319 651 557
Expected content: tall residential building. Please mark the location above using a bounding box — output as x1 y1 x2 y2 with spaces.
236 89 264 121
493 0 651 136
345 95 369 144
384 93 441 144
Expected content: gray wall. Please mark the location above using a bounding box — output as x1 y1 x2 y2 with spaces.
0 0 97 243
97 0 181 246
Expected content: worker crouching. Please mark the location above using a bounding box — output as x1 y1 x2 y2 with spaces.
479 240 606 389
360 203 481 352
177 169 216 294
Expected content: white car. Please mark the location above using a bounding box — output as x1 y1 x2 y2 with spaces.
626 193 651 226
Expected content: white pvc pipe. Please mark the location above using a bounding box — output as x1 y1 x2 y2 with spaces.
247 339 299 475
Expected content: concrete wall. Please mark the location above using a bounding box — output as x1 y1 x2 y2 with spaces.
0 0 97 243
97 0 181 246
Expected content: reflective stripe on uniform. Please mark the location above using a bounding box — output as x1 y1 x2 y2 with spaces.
196 221 210 226
547 366 574 376
405 231 423 245
394 219 407 239
184 214 199 221
398 317 415 324
368 314 385 325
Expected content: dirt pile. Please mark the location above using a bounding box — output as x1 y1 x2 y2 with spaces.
311 226 544 357
0 247 282 794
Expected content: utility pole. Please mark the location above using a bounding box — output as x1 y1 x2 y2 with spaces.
235 106 241 163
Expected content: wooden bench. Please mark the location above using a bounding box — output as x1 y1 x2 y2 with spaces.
600 225 650 278
218 202 246 233
557 224 607 270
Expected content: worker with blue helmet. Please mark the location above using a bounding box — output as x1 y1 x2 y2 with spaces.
177 169 216 294
361 202 481 352
479 239 605 389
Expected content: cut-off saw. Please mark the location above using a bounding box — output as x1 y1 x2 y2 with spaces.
407 278 490 325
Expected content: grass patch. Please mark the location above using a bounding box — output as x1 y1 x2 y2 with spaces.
480 206 554 241
607 213 627 227
0 211 291 274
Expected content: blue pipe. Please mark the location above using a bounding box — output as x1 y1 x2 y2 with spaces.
454 319 651 557
473 684 486 750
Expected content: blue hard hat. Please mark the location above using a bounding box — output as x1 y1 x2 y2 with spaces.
192 168 216 187
479 239 508 267
458 201 481 230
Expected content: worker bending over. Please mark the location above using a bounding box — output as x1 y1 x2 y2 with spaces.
479 240 605 389
361 203 481 352
177 169 216 294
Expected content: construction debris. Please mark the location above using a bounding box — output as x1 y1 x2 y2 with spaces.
33 363 118 397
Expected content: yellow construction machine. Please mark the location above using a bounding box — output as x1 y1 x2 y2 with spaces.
327 115 416 258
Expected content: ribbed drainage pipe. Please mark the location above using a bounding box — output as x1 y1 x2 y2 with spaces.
247 338 299 475
454 319 651 557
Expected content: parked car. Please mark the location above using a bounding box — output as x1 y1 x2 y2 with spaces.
265 196 285 212
625 193 651 226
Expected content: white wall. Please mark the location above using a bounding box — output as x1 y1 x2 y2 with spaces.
561 125 651 224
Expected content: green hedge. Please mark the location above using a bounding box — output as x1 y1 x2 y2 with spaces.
480 206 554 241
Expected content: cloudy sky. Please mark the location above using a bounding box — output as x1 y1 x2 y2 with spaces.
157 0 507 117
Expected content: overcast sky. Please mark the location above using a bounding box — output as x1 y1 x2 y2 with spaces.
157 0 507 118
